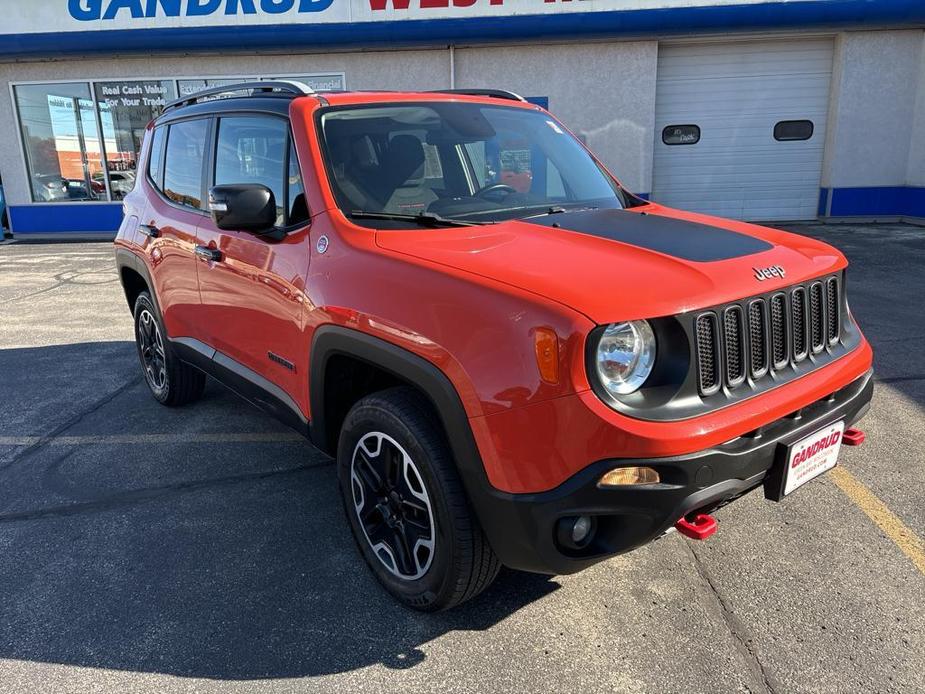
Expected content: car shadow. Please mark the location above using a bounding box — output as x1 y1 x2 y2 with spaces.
0 341 559 680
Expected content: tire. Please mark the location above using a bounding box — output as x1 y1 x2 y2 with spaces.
133 292 206 407
337 386 500 611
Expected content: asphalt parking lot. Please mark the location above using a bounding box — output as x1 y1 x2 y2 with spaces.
0 224 923 693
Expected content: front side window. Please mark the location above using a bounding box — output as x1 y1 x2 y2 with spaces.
163 119 208 210
214 116 288 227
14 82 106 203
319 103 626 225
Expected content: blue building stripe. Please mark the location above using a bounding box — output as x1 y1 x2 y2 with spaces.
826 186 925 218
8 204 124 234
1 1 924 57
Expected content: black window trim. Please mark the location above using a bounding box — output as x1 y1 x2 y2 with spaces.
146 124 167 194
662 124 701 146
773 119 815 142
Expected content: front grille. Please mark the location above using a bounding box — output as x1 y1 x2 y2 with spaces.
747 300 769 378
696 313 721 395
792 287 808 361
694 273 844 395
826 277 839 344
723 307 746 386
770 293 788 369
809 282 825 353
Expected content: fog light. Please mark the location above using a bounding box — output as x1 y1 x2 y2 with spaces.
598 466 660 487
571 515 592 544
556 515 596 550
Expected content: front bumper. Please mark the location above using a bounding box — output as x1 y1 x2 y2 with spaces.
473 369 873 575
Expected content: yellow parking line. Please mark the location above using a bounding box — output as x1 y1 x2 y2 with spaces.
831 466 925 576
0 432 305 446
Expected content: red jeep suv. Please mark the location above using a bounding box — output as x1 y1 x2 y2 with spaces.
115 82 873 610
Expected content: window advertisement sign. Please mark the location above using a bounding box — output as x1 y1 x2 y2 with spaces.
94 80 177 199
177 78 245 97
14 82 106 203
269 75 346 91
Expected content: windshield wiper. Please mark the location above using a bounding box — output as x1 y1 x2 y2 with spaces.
521 205 600 220
350 210 483 228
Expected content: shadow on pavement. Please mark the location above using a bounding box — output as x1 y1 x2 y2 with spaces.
0 342 558 680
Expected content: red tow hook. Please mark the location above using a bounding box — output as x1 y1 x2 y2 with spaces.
675 513 718 540
843 428 866 446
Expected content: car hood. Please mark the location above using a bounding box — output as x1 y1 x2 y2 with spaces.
375 205 847 324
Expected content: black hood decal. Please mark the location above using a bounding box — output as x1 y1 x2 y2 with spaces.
526 208 773 262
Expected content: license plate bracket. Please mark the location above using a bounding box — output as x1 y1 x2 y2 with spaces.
765 420 845 502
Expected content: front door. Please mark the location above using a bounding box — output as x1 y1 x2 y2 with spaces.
143 118 211 339
194 114 312 402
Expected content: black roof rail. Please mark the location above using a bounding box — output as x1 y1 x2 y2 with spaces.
429 88 527 103
163 80 316 113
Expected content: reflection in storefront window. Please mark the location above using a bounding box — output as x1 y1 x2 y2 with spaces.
177 78 246 98
267 74 345 91
14 83 105 203
94 80 177 200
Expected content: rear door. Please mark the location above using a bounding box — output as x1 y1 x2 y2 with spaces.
194 113 311 397
141 117 210 339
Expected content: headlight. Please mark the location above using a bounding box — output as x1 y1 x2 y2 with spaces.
595 320 656 395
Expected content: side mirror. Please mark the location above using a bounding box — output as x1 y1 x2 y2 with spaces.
208 184 277 234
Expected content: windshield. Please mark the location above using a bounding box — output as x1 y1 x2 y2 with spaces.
319 102 628 226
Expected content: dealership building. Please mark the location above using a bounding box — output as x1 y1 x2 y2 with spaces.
0 0 924 235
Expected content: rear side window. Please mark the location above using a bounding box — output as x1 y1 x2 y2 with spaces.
148 127 166 190
215 116 287 227
163 119 209 210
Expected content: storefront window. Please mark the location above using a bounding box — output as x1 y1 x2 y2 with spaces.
268 74 345 91
94 80 176 200
14 82 105 203
13 75 344 206
177 78 246 98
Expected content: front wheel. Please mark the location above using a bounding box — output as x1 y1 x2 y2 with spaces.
337 387 500 611
133 292 205 406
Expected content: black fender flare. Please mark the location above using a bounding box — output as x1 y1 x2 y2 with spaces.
308 325 478 461
308 325 530 560
114 247 162 319
308 325 566 572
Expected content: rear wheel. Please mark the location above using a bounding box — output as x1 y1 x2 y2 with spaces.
337 387 500 611
133 292 205 406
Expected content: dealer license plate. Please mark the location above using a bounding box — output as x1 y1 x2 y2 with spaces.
781 420 845 497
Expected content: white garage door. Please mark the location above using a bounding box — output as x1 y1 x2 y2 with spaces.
652 39 834 222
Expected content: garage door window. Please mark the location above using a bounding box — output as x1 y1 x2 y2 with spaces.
662 125 700 146
774 120 814 142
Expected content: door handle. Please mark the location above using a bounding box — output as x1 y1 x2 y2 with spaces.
138 224 160 238
195 245 222 262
